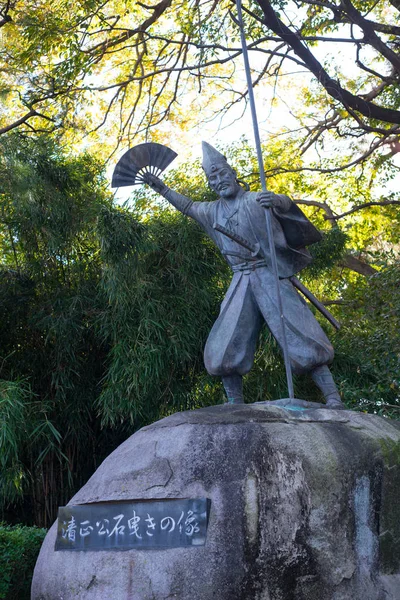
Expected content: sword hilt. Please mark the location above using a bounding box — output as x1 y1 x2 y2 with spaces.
213 222 260 257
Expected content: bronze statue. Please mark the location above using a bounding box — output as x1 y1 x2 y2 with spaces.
140 142 344 409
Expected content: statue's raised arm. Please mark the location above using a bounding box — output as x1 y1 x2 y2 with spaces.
142 172 196 218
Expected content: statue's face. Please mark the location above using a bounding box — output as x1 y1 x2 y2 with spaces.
206 163 240 199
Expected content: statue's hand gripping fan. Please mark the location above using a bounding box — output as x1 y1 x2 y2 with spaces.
111 142 177 188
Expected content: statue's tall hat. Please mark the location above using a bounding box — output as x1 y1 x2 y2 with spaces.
202 141 230 175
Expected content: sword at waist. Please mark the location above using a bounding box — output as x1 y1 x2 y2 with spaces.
213 222 341 330
213 222 260 256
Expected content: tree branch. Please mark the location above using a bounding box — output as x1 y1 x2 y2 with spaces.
86 0 173 55
256 0 400 124
293 198 337 224
340 255 377 276
0 13 12 28
0 0 14 24
333 199 400 220
0 109 38 135
389 0 400 12
260 132 399 176
340 0 400 73
360 79 395 102
300 0 400 35
321 299 361 307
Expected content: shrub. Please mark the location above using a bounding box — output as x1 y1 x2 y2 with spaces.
0 524 47 600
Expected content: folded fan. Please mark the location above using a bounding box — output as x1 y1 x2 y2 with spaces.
111 142 178 188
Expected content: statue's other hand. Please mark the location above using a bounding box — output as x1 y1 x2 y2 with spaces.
256 191 279 208
143 172 167 195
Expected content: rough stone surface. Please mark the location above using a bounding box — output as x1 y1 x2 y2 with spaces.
32 403 400 600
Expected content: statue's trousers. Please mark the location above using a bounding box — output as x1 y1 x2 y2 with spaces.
204 264 334 377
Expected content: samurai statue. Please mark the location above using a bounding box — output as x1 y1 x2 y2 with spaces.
144 141 344 409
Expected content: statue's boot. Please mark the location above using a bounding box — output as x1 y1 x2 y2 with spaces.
222 374 244 404
311 365 345 409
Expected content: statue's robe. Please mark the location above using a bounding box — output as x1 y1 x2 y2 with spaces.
165 189 334 376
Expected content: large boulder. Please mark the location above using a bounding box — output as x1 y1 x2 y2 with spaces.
32 403 400 600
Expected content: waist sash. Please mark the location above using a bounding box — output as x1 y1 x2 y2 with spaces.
231 259 268 273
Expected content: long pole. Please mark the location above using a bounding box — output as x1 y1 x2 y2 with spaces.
236 0 294 399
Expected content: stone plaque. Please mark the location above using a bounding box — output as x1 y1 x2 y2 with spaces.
55 498 210 551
